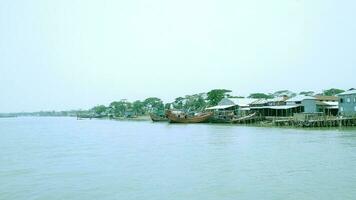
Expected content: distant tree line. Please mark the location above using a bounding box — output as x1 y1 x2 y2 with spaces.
3 88 348 117
90 89 234 117
88 88 349 117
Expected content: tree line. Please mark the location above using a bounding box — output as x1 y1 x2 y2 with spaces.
90 88 348 117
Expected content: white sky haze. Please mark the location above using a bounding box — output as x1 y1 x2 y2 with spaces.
0 0 355 112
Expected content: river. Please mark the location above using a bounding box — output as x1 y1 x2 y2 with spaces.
1 117 356 200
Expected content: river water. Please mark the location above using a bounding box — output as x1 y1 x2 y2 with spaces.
1 117 356 200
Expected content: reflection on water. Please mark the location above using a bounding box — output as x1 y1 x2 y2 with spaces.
1 117 356 200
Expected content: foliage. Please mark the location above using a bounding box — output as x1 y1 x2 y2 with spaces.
164 103 172 110
322 88 345 96
173 97 185 109
183 93 207 111
109 100 130 117
132 100 145 115
206 89 232 106
299 91 315 96
248 93 273 99
226 94 244 98
91 105 107 115
83 88 346 118
272 90 296 98
144 97 164 112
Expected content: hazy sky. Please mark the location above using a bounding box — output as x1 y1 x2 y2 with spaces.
0 0 355 112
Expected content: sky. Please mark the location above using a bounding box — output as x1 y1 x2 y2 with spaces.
0 0 355 112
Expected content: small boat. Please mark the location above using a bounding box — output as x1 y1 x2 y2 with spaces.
149 113 168 122
210 110 236 123
165 110 213 123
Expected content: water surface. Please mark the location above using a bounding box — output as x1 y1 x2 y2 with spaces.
1 117 356 200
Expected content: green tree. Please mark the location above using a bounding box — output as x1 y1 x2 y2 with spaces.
273 90 296 98
132 100 145 115
227 94 244 98
164 103 172 110
299 91 315 96
173 97 185 109
144 97 164 112
109 100 130 117
183 93 207 111
248 93 273 99
91 105 107 115
322 88 345 96
206 89 232 106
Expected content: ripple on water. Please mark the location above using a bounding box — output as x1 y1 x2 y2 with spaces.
1 117 356 200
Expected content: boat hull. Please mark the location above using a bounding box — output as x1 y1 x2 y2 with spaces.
149 113 168 122
166 110 213 123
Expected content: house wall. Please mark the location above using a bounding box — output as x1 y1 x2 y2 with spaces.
286 101 302 106
339 94 356 117
250 106 303 117
302 99 317 113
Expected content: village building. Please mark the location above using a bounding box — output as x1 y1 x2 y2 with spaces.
207 95 342 119
206 98 257 111
267 96 289 106
302 95 338 116
249 99 269 107
250 95 339 117
338 89 356 117
249 95 306 117
206 98 257 121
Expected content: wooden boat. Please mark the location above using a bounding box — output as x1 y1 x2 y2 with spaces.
210 110 236 123
149 113 168 122
165 110 213 123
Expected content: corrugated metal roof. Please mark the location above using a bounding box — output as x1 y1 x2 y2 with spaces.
250 99 269 105
268 96 288 102
217 98 258 107
229 98 258 107
250 105 301 110
250 97 288 105
314 95 338 101
206 105 236 110
286 95 315 102
337 89 356 96
322 101 338 106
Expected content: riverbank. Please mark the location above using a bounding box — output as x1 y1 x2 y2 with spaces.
0 115 17 118
77 115 151 121
76 114 356 129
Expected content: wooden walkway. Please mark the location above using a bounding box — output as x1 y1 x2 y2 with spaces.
232 113 265 124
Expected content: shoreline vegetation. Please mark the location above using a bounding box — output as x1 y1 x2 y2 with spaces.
2 88 356 128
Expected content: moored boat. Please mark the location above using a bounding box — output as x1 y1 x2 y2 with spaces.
165 110 213 123
209 110 236 123
149 113 168 122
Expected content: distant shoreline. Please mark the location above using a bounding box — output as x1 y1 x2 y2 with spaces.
77 115 151 122
2 115 356 130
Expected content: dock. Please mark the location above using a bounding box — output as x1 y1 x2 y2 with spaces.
273 116 356 128
223 112 356 128
232 113 265 124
